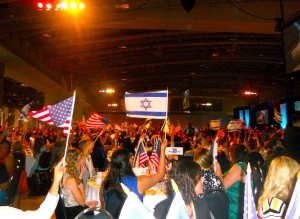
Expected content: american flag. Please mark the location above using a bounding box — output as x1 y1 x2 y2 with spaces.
174 125 183 134
133 140 149 168
243 163 258 219
86 113 109 130
28 96 73 136
150 137 162 170
22 140 29 149
0 121 9 133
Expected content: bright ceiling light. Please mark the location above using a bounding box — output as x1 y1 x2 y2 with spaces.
99 89 115 93
70 2 77 9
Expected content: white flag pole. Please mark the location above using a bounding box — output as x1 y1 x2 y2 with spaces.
63 90 76 165
94 129 104 143
164 89 169 139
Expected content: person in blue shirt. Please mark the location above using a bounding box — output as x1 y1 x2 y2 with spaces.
100 137 168 218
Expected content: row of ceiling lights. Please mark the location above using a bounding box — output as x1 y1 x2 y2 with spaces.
36 0 85 11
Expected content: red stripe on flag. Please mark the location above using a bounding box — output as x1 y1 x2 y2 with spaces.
150 150 159 170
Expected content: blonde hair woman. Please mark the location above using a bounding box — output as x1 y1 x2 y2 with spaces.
61 148 97 219
258 156 300 218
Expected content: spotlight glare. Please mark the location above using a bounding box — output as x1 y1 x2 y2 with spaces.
37 2 43 9
70 2 77 9
61 1 68 9
79 3 85 9
46 3 52 10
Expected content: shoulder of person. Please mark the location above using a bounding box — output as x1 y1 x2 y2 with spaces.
65 175 78 188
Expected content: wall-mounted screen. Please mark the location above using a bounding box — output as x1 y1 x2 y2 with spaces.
283 17 300 74
295 100 300 111
256 110 268 124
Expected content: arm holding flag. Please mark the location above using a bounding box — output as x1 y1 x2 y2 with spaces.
137 138 168 195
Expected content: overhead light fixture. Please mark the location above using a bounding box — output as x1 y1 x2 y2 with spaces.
107 103 118 107
181 0 195 13
99 89 115 93
36 1 85 11
244 91 258 96
201 102 212 106
115 3 129 9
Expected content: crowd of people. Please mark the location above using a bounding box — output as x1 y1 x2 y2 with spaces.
0 111 299 218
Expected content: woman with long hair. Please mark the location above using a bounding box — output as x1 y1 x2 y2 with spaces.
28 136 47 177
154 160 212 219
258 156 300 218
50 141 65 168
61 148 97 219
100 138 168 218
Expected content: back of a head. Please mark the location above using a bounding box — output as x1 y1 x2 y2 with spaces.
247 138 257 151
78 138 92 152
66 148 81 177
13 140 24 153
229 143 249 163
258 156 300 208
51 141 65 166
104 149 134 191
33 136 45 154
110 149 133 176
193 148 213 170
168 160 201 205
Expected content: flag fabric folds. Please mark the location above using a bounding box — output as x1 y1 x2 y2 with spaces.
150 137 162 170
28 96 73 136
86 113 109 130
19 101 33 123
284 172 300 219
0 121 9 133
166 179 190 219
119 191 154 219
243 163 258 219
210 119 221 130
125 90 168 119
169 124 183 135
161 118 170 134
133 140 149 168
273 108 282 124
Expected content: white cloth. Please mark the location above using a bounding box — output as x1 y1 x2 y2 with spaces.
0 193 59 219
25 151 35 177
85 179 101 208
119 192 155 219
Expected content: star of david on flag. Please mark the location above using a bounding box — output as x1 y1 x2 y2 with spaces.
125 90 168 119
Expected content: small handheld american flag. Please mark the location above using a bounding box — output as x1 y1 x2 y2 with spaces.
133 139 149 168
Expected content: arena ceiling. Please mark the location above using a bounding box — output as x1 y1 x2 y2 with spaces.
1 0 300 112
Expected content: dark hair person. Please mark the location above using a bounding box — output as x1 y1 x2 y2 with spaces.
100 139 168 218
154 160 213 219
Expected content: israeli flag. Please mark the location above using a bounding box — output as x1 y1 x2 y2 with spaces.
125 90 168 119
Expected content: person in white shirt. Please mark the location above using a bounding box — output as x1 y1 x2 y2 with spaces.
78 139 96 187
0 157 66 219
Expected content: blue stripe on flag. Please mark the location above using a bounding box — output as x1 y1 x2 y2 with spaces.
126 111 167 117
125 92 167 98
